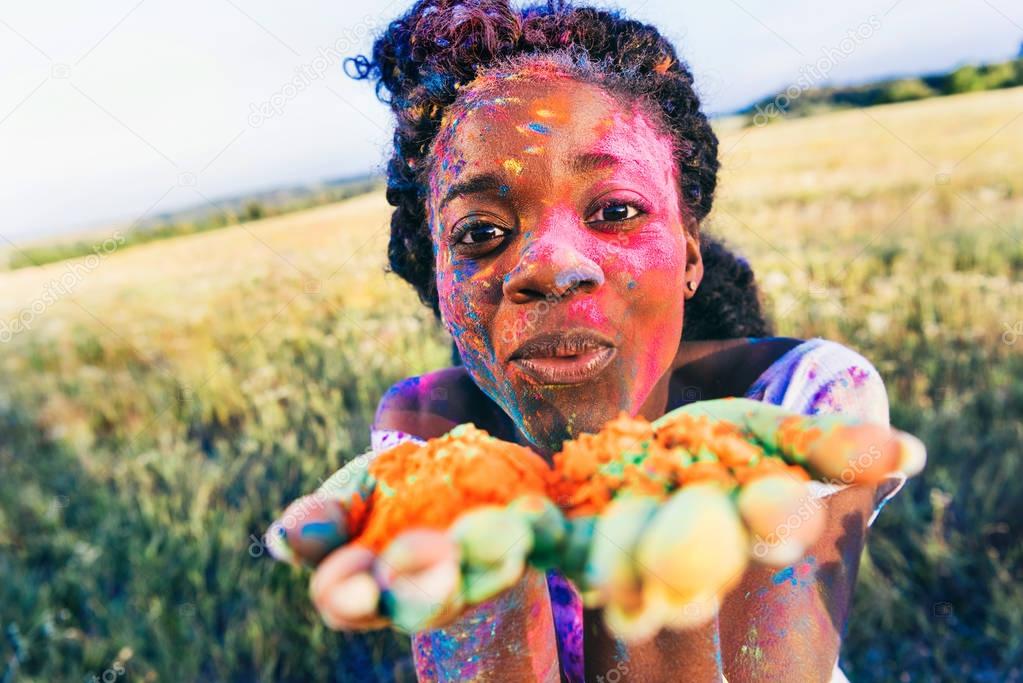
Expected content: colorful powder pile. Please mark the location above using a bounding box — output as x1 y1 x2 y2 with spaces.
357 424 550 553
267 398 925 640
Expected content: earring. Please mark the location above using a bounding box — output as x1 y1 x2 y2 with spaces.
686 281 697 292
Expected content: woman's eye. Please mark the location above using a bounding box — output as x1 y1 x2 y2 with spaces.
457 223 507 246
587 202 642 223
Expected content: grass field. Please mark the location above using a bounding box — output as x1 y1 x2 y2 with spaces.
2 86 1022 682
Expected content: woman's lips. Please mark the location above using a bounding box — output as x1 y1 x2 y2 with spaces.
511 346 617 385
508 330 617 385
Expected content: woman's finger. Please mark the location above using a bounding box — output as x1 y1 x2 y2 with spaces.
738 474 827 566
311 544 388 630
376 529 464 632
584 496 659 610
272 494 350 566
635 483 748 624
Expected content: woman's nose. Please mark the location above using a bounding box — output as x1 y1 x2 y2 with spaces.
502 238 605 304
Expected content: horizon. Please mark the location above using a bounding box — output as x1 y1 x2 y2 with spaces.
2 0 1021 243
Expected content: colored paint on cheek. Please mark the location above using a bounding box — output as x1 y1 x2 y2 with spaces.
439 280 518 430
503 158 524 175
523 145 544 155
527 122 551 134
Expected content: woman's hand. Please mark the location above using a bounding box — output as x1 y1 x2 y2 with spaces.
272 489 561 682
307 527 560 682
267 397 926 681
581 483 880 683
310 543 389 630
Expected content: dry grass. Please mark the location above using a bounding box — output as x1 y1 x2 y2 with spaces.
1 87 1022 681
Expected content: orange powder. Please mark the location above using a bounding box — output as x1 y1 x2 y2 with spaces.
777 416 824 459
352 410 823 549
550 410 819 517
355 424 551 552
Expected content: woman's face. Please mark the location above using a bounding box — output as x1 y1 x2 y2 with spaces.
427 75 702 454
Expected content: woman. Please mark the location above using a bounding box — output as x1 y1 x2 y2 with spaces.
290 1 905 680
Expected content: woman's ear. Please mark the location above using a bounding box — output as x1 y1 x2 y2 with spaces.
683 229 703 299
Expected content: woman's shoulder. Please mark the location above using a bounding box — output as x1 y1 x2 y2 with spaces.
372 366 513 443
670 337 805 404
745 336 890 426
372 366 472 440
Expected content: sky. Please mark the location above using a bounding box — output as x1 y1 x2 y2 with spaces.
1 0 1021 242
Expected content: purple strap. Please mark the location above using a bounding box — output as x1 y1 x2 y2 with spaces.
546 569 585 683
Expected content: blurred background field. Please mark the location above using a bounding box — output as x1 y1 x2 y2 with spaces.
1 85 1022 681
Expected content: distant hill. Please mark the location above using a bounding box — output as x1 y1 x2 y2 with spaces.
144 173 383 230
739 54 1023 126
5 173 383 271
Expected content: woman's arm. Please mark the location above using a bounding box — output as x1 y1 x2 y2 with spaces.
719 483 876 682
369 372 561 682
582 339 895 681
721 338 894 681
412 567 560 683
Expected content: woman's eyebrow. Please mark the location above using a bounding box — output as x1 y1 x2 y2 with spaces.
572 152 620 173
440 173 505 208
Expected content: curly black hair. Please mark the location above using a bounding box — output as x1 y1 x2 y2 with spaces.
346 0 771 350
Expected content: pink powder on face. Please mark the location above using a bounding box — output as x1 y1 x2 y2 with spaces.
589 106 683 221
427 72 693 451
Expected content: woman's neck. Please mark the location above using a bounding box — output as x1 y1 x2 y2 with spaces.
451 337 803 458
497 339 758 459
